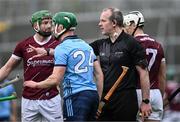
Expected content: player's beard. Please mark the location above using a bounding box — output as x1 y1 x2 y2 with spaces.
38 31 52 37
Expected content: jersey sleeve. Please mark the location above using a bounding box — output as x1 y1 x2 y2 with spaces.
54 45 68 66
159 43 165 62
13 42 23 59
129 39 148 68
91 48 97 62
90 39 101 56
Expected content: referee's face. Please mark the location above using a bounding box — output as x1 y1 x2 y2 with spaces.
99 10 114 36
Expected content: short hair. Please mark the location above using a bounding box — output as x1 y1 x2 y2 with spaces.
103 7 123 27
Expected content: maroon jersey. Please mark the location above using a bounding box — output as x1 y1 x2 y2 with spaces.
13 36 60 100
135 34 165 89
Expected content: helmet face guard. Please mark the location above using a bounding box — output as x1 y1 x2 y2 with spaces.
31 10 52 37
52 12 77 39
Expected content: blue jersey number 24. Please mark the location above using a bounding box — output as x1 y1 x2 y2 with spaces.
73 50 94 73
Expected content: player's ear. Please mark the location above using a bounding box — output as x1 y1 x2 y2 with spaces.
33 23 38 31
112 19 117 27
131 22 137 28
57 24 64 33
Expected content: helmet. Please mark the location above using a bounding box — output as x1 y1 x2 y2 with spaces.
31 10 52 24
124 11 144 27
31 10 52 37
53 12 77 38
53 12 77 30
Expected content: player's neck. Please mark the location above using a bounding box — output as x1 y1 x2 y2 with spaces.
60 31 75 42
34 33 50 42
134 29 144 37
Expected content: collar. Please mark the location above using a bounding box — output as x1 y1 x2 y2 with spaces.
62 35 78 42
33 35 52 45
135 33 149 38
108 30 125 44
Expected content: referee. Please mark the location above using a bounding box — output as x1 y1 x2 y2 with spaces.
90 7 152 121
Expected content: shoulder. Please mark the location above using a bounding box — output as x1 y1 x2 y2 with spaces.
95 38 108 42
120 32 137 43
49 37 60 47
93 37 109 44
122 32 140 46
142 35 164 49
16 36 34 45
90 37 109 48
55 40 70 53
15 36 34 50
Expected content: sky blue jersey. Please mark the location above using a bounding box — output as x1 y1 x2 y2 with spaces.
54 35 97 98
0 80 15 118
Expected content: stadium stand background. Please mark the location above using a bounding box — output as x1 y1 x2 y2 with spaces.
0 0 180 121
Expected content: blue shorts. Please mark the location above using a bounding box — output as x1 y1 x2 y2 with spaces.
63 90 99 121
0 117 10 121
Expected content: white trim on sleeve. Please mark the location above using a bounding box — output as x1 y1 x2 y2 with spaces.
11 54 22 60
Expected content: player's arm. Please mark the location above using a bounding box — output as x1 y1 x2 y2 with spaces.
0 56 20 82
136 66 150 100
158 60 166 97
93 60 104 100
24 66 65 88
10 100 17 122
29 45 55 59
136 66 152 117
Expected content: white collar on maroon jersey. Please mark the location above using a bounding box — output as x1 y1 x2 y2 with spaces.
135 33 149 38
33 35 52 45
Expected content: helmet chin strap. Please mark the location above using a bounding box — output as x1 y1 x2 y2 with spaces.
132 18 141 36
54 24 67 40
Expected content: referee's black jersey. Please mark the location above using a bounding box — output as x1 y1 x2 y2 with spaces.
90 31 147 96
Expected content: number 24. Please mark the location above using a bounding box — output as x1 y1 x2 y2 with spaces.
73 50 94 73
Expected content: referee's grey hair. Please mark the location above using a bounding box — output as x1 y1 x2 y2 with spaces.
103 7 123 27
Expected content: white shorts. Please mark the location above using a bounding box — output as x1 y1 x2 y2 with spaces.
22 94 63 122
136 89 163 121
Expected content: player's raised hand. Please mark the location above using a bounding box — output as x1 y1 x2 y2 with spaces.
29 44 47 59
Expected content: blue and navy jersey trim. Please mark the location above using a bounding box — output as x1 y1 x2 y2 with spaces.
94 59 98 62
54 64 67 67
62 35 78 42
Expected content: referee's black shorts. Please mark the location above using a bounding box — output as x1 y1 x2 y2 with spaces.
98 89 138 121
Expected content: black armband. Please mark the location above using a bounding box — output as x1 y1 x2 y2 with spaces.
45 48 50 56
137 59 148 69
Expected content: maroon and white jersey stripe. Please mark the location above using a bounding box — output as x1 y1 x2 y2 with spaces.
135 34 165 89
13 36 60 100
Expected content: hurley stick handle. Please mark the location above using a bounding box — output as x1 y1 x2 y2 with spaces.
96 66 129 118
0 92 17 102
163 87 180 108
0 75 20 89
104 66 129 101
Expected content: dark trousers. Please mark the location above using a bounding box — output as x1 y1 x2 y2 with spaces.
63 90 99 121
98 89 138 121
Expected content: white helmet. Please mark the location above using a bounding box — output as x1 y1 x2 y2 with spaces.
124 11 144 27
